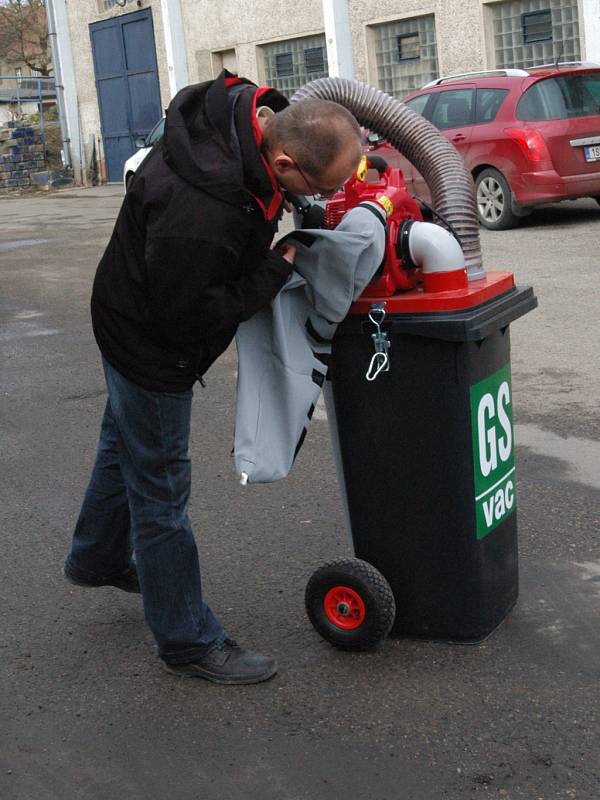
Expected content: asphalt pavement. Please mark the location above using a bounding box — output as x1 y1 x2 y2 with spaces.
1 186 599 799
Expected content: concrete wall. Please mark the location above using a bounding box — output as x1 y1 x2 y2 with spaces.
180 0 324 84
65 0 598 181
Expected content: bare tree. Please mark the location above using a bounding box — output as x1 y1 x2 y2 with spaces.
0 0 52 76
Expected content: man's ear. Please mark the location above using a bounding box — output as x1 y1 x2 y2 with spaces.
272 153 295 174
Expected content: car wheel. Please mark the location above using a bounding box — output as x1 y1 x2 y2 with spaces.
475 168 520 231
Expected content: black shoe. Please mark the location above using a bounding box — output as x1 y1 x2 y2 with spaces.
164 639 277 685
64 559 141 593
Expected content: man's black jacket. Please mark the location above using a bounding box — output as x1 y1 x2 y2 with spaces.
91 71 291 391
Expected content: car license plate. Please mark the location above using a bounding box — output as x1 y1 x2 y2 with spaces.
584 144 600 162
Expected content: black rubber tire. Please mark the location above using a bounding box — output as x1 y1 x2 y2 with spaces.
305 558 396 651
475 168 520 231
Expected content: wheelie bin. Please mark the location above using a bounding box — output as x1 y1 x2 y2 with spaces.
316 281 536 646
304 162 537 650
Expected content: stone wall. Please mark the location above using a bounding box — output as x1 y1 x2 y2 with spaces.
0 126 46 190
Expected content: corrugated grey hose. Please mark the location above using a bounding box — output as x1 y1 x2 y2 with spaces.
291 78 484 278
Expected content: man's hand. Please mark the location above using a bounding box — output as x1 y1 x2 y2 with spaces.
276 242 297 265
374 187 405 218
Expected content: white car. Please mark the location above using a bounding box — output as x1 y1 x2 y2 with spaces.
123 117 165 189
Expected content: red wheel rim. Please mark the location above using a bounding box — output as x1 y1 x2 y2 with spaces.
324 586 366 630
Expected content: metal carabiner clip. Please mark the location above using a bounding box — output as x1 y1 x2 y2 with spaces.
366 351 389 382
365 302 391 382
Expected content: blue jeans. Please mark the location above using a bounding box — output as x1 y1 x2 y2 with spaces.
67 357 225 664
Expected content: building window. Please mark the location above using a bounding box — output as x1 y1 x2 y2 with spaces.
262 34 328 98
397 33 420 62
372 16 439 98
275 53 294 77
493 0 580 69
522 10 552 43
304 47 326 74
212 48 238 76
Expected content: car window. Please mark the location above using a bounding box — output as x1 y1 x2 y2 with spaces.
430 89 474 129
475 88 509 123
404 94 429 117
147 117 165 146
517 73 600 120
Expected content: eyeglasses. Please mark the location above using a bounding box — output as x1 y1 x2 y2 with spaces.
282 150 341 200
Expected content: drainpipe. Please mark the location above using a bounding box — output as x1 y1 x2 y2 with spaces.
45 0 70 170
46 0 82 183
322 0 355 79
160 0 190 98
581 0 600 62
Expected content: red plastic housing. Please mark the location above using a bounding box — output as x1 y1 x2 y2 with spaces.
325 158 514 315
350 272 516 314
324 162 423 294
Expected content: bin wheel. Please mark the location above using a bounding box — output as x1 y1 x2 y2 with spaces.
305 558 396 651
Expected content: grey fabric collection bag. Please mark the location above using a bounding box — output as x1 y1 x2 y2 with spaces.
234 203 386 484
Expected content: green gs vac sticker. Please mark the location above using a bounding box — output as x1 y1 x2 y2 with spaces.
470 364 516 539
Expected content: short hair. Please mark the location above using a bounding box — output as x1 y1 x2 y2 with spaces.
265 99 361 179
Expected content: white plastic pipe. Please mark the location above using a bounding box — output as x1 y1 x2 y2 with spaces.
407 221 465 274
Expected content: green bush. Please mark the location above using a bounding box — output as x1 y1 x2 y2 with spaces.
23 104 59 126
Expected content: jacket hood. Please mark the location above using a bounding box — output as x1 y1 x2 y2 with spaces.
162 71 288 212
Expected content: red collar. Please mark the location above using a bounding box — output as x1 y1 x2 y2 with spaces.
225 78 283 222
250 87 284 221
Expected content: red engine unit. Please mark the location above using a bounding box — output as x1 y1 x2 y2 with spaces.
324 159 423 296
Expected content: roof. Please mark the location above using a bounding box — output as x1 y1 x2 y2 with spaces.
422 62 600 89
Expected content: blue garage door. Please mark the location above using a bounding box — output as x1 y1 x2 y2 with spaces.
90 9 162 182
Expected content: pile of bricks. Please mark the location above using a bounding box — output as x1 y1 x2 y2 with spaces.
0 125 46 190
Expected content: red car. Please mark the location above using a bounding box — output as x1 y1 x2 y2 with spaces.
364 63 600 230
